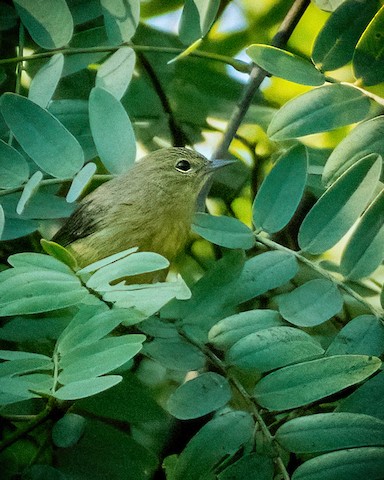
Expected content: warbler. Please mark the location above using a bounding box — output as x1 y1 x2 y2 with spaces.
53 147 233 271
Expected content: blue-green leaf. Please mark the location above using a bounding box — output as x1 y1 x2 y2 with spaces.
253 144 307 233
89 87 136 174
54 375 122 400
28 53 64 108
1 93 84 178
277 279 343 327
96 47 136 100
312 0 379 71
323 116 384 185
14 0 73 49
179 0 220 45
100 0 140 44
66 162 97 203
267 84 370 140
298 154 382 254
0 139 29 189
246 44 325 86
16 170 43 215
354 5 384 86
340 188 384 279
192 213 255 249
167 372 231 419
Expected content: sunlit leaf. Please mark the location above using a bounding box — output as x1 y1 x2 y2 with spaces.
312 0 379 71
298 154 382 254
267 85 370 140
179 0 220 44
96 47 136 100
354 5 384 86
100 0 140 44
246 44 325 86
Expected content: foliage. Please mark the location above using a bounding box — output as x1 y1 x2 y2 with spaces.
0 0 384 479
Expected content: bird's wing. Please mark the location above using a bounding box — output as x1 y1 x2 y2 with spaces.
52 200 106 246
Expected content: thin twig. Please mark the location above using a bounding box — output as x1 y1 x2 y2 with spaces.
212 0 311 159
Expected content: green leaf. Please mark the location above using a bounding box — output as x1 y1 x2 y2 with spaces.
96 47 136 100
322 116 384 185
254 355 381 411
86 251 169 289
246 45 325 86
8 252 73 273
252 144 307 233
16 170 43 215
327 315 384 356
312 0 346 12
0 139 29 189
52 413 86 448
167 372 231 420
208 309 283 350
277 279 343 327
336 370 384 420
179 0 220 44
58 335 145 384
0 217 38 241
143 336 205 371
173 411 254 480
28 53 64 108
0 374 53 405
0 205 4 240
54 375 122 400
78 247 138 274
89 87 136 174
276 413 384 454
0 358 53 377
0 268 88 316
192 213 255 249
340 189 384 279
354 5 384 86
218 454 274 480
267 85 371 140
298 154 382 254
228 327 324 372
100 0 140 44
312 0 380 71
0 93 84 178
0 350 51 361
66 162 97 203
291 447 384 480
57 307 134 355
40 239 78 270
13 0 73 49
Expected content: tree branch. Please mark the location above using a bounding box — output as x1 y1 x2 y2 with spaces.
212 0 311 159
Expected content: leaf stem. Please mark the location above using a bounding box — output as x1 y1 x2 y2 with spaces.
255 234 384 320
0 45 251 74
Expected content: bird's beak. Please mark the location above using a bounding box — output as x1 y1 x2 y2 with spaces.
207 158 236 171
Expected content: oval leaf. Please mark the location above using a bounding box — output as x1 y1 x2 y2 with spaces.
14 0 73 49
323 116 384 185
267 84 371 140
340 188 384 279
89 87 136 174
16 170 43 215
179 0 220 45
277 279 343 327
312 0 379 71
227 326 324 372
1 93 84 178
96 46 136 100
246 44 325 86
254 355 381 411
298 154 382 254
66 162 97 203
276 412 384 454
100 0 140 44
0 139 29 189
28 53 64 108
291 447 384 480
52 413 86 448
192 213 255 249
167 372 231 419
54 375 122 401
354 5 384 86
253 144 307 233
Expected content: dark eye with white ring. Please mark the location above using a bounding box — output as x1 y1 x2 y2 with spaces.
175 159 192 173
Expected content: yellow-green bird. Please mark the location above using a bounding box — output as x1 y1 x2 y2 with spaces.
53 147 233 272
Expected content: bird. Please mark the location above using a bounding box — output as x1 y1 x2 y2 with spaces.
53 147 233 278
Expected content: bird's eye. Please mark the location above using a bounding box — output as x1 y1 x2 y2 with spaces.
175 159 192 173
